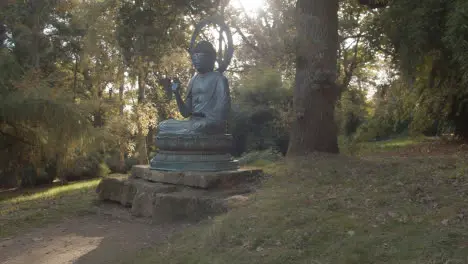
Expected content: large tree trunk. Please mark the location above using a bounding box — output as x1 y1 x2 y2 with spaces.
287 0 340 156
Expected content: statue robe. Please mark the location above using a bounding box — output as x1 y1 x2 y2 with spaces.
158 71 230 135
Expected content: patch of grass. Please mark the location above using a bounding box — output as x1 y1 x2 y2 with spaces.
238 148 283 167
0 179 100 238
340 136 429 156
129 151 468 264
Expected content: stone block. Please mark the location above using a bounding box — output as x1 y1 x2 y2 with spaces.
131 165 262 189
129 180 178 217
96 176 135 206
96 176 176 208
151 190 228 223
97 169 262 224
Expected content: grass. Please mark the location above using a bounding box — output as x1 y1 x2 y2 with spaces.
339 136 429 156
128 140 468 264
0 179 101 238
1 137 467 263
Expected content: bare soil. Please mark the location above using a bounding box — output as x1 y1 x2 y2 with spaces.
0 204 189 264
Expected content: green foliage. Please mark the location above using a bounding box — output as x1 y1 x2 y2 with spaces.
336 88 369 137
231 67 292 156
62 154 110 182
105 154 139 173
371 0 468 139
237 148 283 167
0 0 217 186
340 135 428 156
19 166 55 188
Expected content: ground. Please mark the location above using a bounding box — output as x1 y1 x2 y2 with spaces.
0 180 190 264
0 212 186 264
1 137 468 264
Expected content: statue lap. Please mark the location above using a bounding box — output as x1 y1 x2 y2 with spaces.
158 117 226 135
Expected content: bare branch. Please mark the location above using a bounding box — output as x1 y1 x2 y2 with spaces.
232 23 265 56
342 37 361 90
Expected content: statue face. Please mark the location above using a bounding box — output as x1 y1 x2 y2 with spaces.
192 52 215 73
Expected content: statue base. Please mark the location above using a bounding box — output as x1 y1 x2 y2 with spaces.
96 167 263 223
150 134 239 172
132 165 261 189
96 135 261 223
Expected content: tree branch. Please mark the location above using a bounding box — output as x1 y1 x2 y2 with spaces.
232 23 265 56
342 37 361 90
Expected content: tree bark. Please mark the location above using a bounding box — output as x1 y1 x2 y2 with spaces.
287 0 340 156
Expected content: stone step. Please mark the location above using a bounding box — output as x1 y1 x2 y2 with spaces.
96 177 255 223
131 165 262 189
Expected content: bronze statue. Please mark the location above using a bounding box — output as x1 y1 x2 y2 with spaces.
158 41 230 135
150 16 238 172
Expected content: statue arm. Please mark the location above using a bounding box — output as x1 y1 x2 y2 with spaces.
174 77 194 118
174 91 192 118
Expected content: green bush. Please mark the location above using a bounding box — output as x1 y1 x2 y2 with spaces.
104 152 140 174
19 165 55 188
230 66 292 156
125 156 139 171
335 88 369 137
98 162 111 177
237 148 283 167
0 168 19 188
105 153 127 173
63 154 110 181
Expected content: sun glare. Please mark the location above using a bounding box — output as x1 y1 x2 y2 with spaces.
233 0 266 16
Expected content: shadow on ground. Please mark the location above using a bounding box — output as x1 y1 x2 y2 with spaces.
0 204 189 264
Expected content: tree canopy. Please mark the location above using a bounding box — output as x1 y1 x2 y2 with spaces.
1 0 467 186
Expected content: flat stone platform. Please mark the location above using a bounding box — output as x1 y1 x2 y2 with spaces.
96 175 261 223
131 165 262 189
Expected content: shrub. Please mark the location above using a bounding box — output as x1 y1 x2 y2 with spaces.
230 66 292 156
237 148 283 167
63 154 110 182
105 153 126 173
19 164 55 188
125 156 139 171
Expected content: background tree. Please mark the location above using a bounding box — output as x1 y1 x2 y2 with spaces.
353 0 468 141
287 0 340 155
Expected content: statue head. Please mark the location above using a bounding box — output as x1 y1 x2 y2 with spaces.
191 41 216 74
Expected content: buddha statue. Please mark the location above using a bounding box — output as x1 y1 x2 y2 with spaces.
158 41 230 135
150 41 238 172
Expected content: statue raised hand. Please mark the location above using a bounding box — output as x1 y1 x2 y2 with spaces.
157 41 230 135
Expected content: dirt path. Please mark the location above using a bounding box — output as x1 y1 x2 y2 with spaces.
0 205 189 264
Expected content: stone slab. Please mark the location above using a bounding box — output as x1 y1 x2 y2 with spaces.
96 176 136 207
151 191 228 223
131 165 262 189
129 180 179 217
96 177 177 208
96 177 254 223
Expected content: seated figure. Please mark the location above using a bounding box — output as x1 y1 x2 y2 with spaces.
158 41 230 135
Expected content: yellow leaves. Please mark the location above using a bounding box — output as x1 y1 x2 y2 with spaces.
129 102 157 135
